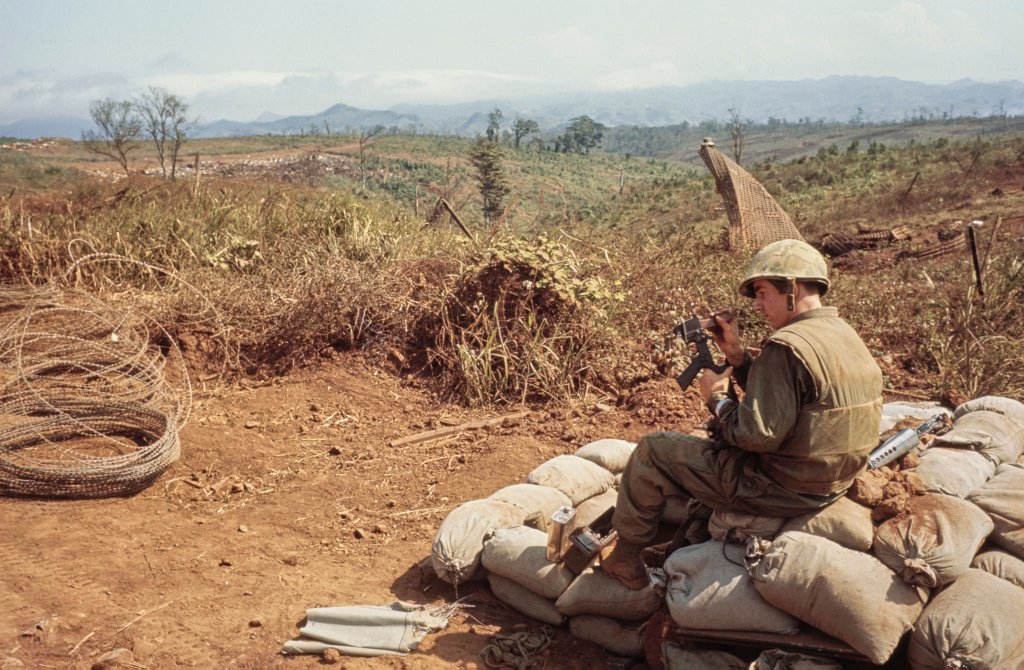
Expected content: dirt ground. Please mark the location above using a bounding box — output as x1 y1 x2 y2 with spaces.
3 143 1022 670
1 350 705 670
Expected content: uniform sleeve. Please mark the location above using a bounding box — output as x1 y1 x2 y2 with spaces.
731 351 754 389
714 342 816 453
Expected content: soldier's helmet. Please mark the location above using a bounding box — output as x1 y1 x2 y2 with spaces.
738 239 830 298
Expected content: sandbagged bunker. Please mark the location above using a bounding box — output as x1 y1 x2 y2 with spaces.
429 397 1024 668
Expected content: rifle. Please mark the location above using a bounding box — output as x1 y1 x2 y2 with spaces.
673 312 732 391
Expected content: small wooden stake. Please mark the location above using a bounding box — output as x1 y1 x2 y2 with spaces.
389 411 529 447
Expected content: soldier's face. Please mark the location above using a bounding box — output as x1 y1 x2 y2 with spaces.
752 279 789 330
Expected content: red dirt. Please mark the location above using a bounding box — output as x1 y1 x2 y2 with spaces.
1 354 694 669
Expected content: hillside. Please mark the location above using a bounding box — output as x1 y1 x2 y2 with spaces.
1 126 1023 668
4 76 1024 140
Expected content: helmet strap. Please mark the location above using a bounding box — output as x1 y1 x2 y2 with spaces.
786 277 797 311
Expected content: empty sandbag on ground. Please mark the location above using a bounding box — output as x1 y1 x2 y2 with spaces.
481 525 575 599
747 531 926 665
555 566 661 621
932 409 1024 465
526 455 616 505
665 541 800 634
972 549 1024 589
488 483 571 532
568 615 643 658
574 438 636 474
913 446 995 497
967 462 1024 559
873 493 993 588
780 495 874 552
487 574 565 626
908 568 1024 670
431 499 526 585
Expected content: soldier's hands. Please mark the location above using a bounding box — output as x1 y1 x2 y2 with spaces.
710 312 745 367
698 365 732 403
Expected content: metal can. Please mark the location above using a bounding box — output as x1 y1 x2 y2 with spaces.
545 505 576 563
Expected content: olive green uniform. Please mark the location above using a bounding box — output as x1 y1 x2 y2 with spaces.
613 307 883 544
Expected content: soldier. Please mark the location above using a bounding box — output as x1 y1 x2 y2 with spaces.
602 239 883 589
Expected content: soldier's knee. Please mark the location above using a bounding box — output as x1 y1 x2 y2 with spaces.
639 430 710 466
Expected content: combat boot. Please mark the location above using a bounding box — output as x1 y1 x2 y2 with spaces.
599 538 648 590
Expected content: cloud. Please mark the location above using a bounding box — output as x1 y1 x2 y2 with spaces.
347 69 540 103
0 66 549 123
852 1 943 46
143 70 297 98
596 61 682 90
539 25 600 60
185 69 544 121
0 70 134 122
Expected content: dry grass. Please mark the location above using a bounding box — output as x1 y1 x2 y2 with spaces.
2 134 1023 406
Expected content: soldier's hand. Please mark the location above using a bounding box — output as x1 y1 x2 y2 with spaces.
710 312 744 367
698 366 732 403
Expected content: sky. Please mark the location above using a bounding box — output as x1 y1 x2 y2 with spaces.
1 0 1022 124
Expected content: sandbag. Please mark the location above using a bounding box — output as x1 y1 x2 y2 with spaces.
481 526 575 599
913 446 995 497
967 462 1024 559
954 395 1024 424
431 499 525 585
555 566 661 621
748 649 844 670
664 644 747 670
908 568 1024 670
487 574 564 626
933 410 1024 465
747 531 925 665
880 401 951 433
574 438 636 474
573 488 618 530
780 495 874 552
488 483 572 532
972 549 1024 589
708 510 785 543
526 455 616 505
568 615 643 658
873 493 993 588
665 541 800 634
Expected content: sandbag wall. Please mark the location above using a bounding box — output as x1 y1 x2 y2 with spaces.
431 438 651 658
430 396 1024 669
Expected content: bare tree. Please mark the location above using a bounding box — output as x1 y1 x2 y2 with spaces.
358 125 384 189
83 98 141 177
166 97 195 179
727 107 745 164
136 87 194 178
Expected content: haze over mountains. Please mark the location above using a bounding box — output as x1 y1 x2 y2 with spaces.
3 76 1023 140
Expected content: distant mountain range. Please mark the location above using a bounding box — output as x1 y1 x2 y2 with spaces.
3 76 1023 140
